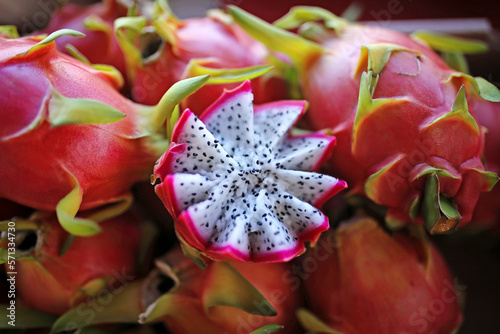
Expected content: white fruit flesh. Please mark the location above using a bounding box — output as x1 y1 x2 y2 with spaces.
158 81 346 261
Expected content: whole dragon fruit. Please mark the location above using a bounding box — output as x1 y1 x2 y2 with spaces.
229 6 499 233
38 0 128 77
153 80 347 263
0 30 208 235
115 2 287 113
299 216 463 334
50 246 303 333
8 209 153 316
470 97 500 229
141 247 303 334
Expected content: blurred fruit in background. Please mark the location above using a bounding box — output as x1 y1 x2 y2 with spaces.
300 217 463 334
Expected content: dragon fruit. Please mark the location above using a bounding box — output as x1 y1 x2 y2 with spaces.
470 97 500 229
152 80 347 263
229 6 499 232
38 0 128 77
115 3 287 113
299 216 463 334
6 208 153 316
0 30 208 235
141 247 303 334
51 246 303 333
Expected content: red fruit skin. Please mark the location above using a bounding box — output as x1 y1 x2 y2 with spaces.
303 218 463 334
470 98 500 230
160 248 303 334
130 16 287 113
0 36 158 211
13 210 145 315
39 0 127 77
303 25 454 183
228 261 303 334
299 24 488 226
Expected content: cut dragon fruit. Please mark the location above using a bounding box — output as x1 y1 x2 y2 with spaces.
153 80 347 262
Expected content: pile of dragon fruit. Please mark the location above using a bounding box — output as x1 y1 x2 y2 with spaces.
1 0 500 333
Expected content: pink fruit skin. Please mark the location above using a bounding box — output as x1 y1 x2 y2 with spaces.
14 210 145 315
39 0 127 77
160 248 303 334
303 217 463 334
0 36 158 211
130 16 287 113
299 24 489 226
471 98 500 230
